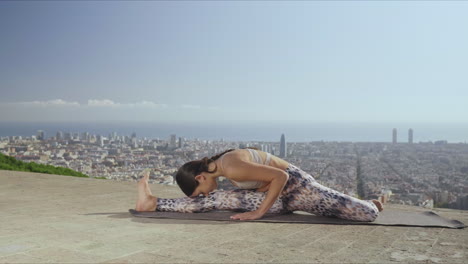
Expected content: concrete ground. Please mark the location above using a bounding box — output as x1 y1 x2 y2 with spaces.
0 170 467 263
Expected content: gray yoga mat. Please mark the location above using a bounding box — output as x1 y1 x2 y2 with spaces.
128 209 465 229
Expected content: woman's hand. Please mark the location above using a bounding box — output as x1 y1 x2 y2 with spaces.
230 210 264 221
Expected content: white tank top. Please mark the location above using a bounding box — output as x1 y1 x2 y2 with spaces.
221 149 272 189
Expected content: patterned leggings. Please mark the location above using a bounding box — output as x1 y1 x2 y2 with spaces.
157 163 380 222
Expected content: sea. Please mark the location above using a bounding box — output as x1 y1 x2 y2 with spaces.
0 121 467 143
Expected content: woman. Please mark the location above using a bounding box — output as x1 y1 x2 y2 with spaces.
135 147 383 221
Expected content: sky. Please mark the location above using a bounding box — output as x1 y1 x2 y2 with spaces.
0 1 467 124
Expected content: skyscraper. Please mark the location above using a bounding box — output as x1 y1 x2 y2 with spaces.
132 138 138 149
408 128 413 144
170 134 177 149
56 131 63 140
37 130 45 141
81 132 89 142
96 135 104 147
280 133 287 158
392 128 397 144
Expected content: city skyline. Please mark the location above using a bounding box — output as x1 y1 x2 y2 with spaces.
1 120 467 143
2 127 467 210
1 2 467 123
1 127 458 146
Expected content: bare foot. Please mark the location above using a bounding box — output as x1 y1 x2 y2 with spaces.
142 169 153 196
135 170 157 212
371 200 384 212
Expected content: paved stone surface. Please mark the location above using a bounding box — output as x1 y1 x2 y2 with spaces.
1 170 467 263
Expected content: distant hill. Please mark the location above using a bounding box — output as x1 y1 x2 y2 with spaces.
0 153 89 178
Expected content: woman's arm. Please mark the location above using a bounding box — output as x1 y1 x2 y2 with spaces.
223 159 290 220
256 182 271 192
255 171 288 215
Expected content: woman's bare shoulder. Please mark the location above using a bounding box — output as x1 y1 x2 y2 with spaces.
222 149 250 162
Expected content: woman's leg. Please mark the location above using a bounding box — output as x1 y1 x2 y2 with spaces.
156 189 288 213
135 170 157 211
282 164 380 222
136 169 287 213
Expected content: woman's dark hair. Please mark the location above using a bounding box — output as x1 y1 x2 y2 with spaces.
175 147 259 196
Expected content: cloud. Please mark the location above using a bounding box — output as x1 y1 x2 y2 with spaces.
87 99 119 107
127 101 169 108
86 99 168 108
8 99 81 107
1 99 208 110
0 99 168 108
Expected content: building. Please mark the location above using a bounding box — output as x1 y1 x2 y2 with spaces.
96 135 104 147
262 144 272 153
392 128 397 144
56 131 63 140
37 130 45 141
280 133 287 158
170 134 177 149
132 138 138 149
408 128 413 144
81 132 90 142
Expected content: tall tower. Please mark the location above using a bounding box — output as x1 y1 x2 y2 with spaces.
81 132 89 142
96 135 104 147
37 130 45 141
56 131 63 140
408 128 413 144
170 134 177 149
392 128 397 144
280 133 287 158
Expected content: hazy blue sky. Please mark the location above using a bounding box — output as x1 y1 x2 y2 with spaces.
0 1 467 123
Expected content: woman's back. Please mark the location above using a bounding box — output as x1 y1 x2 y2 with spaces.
222 148 289 171
219 148 290 189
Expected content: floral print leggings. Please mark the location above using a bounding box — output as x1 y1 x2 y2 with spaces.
157 163 380 222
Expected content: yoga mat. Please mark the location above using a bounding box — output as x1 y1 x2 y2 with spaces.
128 209 465 229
